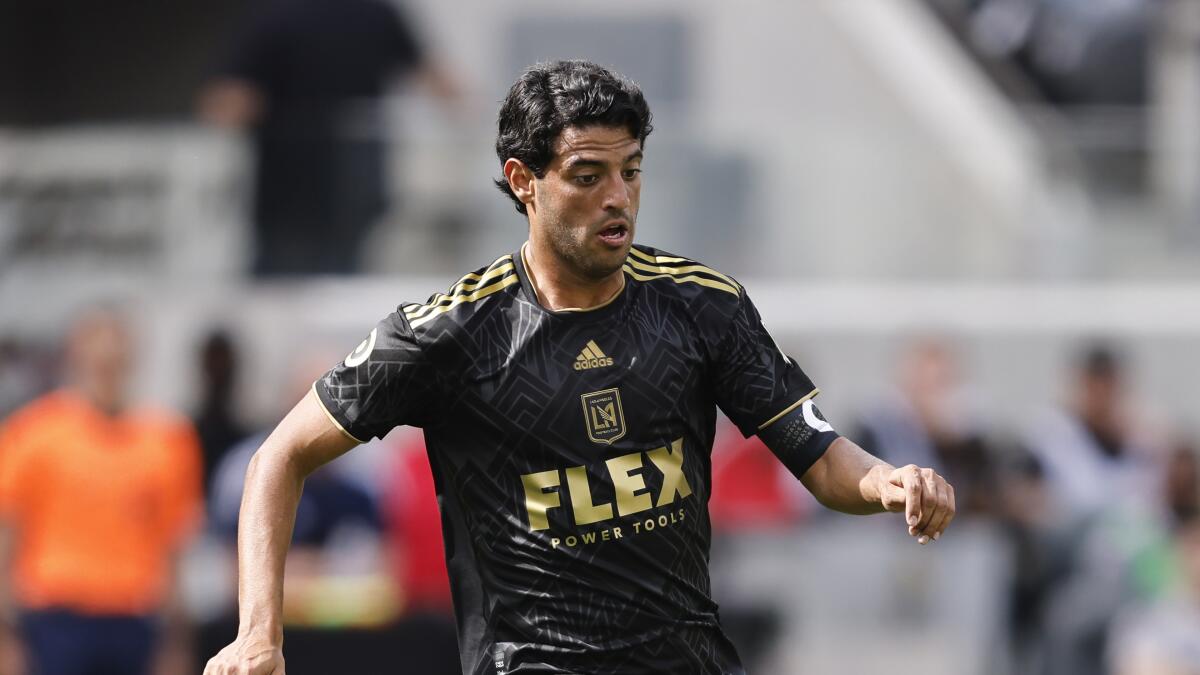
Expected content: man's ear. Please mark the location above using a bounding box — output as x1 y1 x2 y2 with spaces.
503 158 536 210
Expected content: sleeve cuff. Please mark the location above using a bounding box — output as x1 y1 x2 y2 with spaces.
311 382 366 444
756 388 821 432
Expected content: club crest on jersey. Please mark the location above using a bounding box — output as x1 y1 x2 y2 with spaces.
581 388 625 445
574 340 614 370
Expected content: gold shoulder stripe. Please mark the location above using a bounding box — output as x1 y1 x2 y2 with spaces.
405 263 513 320
628 248 741 290
405 255 512 317
756 389 821 431
629 247 689 264
622 264 740 297
408 274 519 329
625 257 742 291
310 384 366 444
405 257 514 320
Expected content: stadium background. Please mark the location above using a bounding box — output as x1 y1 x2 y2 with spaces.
1 0 1199 673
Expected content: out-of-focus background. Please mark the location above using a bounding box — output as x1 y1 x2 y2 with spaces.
1 0 1199 673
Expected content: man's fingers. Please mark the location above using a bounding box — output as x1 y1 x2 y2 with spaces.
916 469 939 533
928 481 956 541
921 478 945 538
900 465 922 532
887 464 958 544
918 474 957 544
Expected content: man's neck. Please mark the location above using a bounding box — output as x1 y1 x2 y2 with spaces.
521 242 625 312
73 381 126 417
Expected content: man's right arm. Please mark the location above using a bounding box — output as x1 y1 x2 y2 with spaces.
204 389 359 675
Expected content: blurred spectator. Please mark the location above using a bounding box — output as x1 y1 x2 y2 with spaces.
192 329 250 494
1165 440 1200 525
0 307 203 675
1026 344 1162 518
1019 344 1168 675
207 353 393 628
855 338 998 516
995 446 1074 675
204 354 428 674
198 0 460 276
1108 512 1200 675
210 431 390 629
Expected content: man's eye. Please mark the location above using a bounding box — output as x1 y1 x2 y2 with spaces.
576 175 599 185
622 169 642 180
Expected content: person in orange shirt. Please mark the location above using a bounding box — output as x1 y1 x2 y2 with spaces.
0 307 203 675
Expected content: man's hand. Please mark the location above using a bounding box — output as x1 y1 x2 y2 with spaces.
204 637 284 675
878 464 955 545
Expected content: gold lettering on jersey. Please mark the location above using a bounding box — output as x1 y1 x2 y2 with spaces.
581 388 626 444
646 438 694 507
606 452 653 517
520 437 693 534
564 466 614 525
550 511 684 550
521 470 561 532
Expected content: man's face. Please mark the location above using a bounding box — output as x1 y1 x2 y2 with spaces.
67 311 132 402
530 125 643 280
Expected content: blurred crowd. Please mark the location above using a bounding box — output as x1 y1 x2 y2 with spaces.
708 336 1199 675
1 305 1196 675
0 307 462 675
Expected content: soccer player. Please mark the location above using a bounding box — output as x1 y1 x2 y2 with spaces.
205 60 955 675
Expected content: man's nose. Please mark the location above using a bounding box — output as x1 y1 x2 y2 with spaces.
601 174 631 211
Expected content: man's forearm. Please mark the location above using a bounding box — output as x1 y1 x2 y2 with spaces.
799 437 894 515
204 391 357 674
234 446 306 645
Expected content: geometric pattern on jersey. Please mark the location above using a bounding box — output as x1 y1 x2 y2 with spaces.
315 243 825 675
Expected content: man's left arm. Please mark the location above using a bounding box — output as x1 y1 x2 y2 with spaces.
794 436 956 544
710 286 955 544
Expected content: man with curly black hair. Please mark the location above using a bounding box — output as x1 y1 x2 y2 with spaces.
206 60 955 675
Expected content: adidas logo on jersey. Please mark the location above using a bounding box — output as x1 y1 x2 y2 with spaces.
574 340 614 370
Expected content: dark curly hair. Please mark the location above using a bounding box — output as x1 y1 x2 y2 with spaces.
494 60 653 214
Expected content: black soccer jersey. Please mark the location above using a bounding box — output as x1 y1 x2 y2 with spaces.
315 244 834 675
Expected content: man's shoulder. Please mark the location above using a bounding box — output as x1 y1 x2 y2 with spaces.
397 252 521 335
624 244 743 303
1 390 84 434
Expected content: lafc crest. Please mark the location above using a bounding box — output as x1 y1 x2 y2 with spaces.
581 388 626 445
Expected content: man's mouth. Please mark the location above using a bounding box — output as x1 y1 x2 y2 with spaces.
596 222 629 246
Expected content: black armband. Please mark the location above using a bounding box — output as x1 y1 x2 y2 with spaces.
757 399 840 480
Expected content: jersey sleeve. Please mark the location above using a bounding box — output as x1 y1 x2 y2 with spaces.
313 309 442 442
712 290 840 478
712 290 824 437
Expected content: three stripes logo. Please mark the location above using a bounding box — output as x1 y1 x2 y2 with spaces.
574 340 614 371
